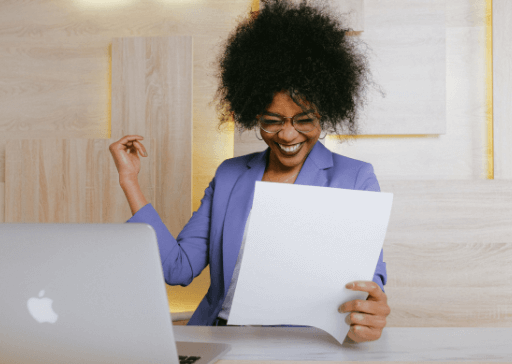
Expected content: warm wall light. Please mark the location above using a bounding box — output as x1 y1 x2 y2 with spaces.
73 0 136 9
154 0 207 4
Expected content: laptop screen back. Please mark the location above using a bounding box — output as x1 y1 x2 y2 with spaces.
0 223 179 364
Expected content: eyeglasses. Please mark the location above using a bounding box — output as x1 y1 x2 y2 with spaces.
257 110 321 134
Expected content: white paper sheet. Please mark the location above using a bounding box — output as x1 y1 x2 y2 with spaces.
227 181 393 345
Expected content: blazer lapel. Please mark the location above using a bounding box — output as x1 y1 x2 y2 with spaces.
294 141 332 187
221 150 267 295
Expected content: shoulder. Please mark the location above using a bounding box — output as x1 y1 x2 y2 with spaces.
323 148 380 192
330 150 371 171
213 150 266 183
216 152 259 174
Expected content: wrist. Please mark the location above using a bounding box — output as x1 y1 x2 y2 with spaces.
119 176 139 190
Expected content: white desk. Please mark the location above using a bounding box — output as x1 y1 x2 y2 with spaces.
174 327 512 362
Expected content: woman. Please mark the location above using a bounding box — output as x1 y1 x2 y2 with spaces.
109 0 390 343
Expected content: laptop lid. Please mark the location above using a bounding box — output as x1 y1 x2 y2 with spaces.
0 223 181 364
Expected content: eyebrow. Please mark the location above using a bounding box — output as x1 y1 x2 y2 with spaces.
262 110 314 117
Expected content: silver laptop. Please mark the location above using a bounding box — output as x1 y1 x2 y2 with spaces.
0 223 230 364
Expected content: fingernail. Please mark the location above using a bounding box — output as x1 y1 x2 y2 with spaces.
143 151 148 157
345 283 353 289
338 306 344 313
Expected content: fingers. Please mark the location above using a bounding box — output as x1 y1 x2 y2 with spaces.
109 135 147 157
345 281 387 302
132 140 148 157
347 324 383 343
345 311 387 330
339 298 387 316
339 281 389 343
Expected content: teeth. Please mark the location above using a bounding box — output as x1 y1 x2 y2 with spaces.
278 142 302 153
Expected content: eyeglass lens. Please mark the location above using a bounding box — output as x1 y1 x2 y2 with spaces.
259 113 317 133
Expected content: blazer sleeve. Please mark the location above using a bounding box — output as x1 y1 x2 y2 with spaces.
125 177 215 287
354 162 387 293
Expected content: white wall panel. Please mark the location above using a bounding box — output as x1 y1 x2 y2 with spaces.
360 25 446 134
361 0 446 135
446 0 486 27
364 0 445 28
261 0 364 31
326 26 486 180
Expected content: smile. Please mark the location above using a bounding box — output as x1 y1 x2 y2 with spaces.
277 142 304 153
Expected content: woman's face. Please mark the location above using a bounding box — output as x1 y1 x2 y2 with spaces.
260 90 321 170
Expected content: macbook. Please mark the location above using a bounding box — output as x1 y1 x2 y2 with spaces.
0 223 230 364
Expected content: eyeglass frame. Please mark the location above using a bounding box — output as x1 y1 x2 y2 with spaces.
256 110 322 134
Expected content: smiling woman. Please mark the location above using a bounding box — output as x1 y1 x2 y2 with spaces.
258 91 322 183
110 0 389 343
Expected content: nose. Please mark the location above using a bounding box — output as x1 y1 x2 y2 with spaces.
277 119 300 141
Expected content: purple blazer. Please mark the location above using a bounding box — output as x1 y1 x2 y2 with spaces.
126 141 387 326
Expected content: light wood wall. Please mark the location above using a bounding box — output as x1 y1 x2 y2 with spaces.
0 0 253 313
1 0 511 328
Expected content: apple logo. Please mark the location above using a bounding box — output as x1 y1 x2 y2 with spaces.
27 290 58 324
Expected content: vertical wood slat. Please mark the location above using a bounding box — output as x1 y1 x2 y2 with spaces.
493 0 512 179
112 36 198 312
112 36 192 237
146 37 193 237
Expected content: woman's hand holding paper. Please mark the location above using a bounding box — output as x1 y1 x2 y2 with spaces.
338 281 390 343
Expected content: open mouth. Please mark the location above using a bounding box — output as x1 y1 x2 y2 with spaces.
277 142 304 154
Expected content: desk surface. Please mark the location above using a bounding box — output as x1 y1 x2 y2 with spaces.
174 327 512 362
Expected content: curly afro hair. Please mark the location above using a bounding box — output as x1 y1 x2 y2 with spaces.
211 0 378 139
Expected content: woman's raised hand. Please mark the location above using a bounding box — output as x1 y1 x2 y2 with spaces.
109 135 148 183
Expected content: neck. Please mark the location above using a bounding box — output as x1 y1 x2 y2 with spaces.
266 154 303 176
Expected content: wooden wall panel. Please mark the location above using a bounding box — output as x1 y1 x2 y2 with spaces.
385 242 512 288
3 36 201 313
387 287 512 327
380 179 512 327
112 36 192 237
111 36 208 313
5 140 88 223
493 0 512 179
0 0 247 219
380 180 512 245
